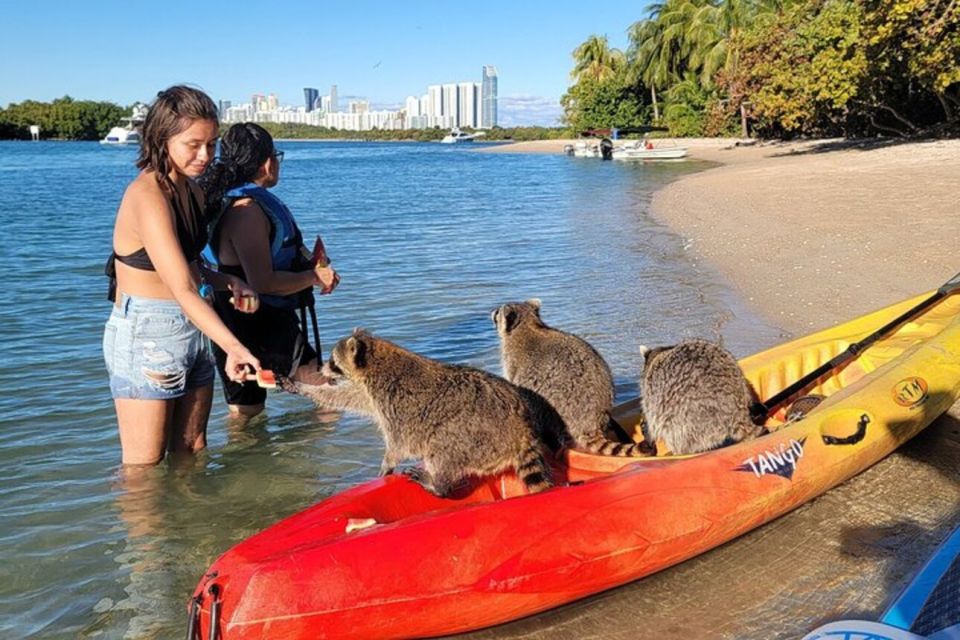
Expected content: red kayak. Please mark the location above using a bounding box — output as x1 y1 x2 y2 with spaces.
187 290 960 639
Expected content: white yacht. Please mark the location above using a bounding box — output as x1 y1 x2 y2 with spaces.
612 139 688 161
100 103 147 146
100 126 141 145
440 128 485 144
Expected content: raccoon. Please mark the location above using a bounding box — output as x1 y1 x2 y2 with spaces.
285 329 554 497
639 339 764 455
492 300 652 456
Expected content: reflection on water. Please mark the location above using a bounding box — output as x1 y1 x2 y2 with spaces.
0 141 783 639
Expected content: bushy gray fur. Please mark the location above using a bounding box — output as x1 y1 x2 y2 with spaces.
639 339 763 455
286 329 553 496
492 300 652 457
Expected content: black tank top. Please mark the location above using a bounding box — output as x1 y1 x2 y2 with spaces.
105 186 207 301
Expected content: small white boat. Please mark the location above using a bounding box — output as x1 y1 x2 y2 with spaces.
100 126 141 145
440 128 485 144
612 140 688 161
569 141 600 158
100 104 146 146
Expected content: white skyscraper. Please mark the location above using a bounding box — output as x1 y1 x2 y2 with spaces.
329 85 338 113
442 84 459 123
458 82 477 128
427 85 443 119
481 65 498 128
405 95 421 118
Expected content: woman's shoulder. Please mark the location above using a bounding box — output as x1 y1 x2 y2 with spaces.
221 197 269 231
123 172 169 209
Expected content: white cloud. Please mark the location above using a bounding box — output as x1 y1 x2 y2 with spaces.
497 95 563 127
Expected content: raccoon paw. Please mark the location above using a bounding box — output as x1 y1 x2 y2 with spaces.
402 467 428 484
276 374 299 394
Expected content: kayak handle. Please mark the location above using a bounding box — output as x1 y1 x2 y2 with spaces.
185 595 201 640
822 414 870 446
208 584 222 640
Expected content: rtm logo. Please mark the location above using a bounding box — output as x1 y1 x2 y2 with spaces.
735 438 806 479
891 377 929 409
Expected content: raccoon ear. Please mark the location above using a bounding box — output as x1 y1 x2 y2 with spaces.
349 335 368 369
490 307 500 325
639 345 651 360
504 309 520 333
526 298 542 313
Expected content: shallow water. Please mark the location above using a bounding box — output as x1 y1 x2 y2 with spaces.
0 140 784 638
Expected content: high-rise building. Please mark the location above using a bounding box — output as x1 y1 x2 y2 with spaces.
481 65 498 128
267 94 279 111
329 85 338 114
218 100 232 116
442 84 459 123
405 95 421 118
304 87 319 112
427 85 443 119
458 82 477 128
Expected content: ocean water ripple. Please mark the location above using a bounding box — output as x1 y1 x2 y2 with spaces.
0 140 782 638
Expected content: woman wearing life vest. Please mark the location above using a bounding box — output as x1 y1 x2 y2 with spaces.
103 86 261 466
201 123 339 418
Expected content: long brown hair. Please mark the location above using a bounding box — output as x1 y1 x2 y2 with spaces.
137 85 218 192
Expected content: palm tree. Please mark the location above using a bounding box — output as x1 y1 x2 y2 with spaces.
630 0 783 120
628 0 693 121
571 35 627 84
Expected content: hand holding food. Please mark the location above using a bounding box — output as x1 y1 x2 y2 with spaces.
227 279 260 313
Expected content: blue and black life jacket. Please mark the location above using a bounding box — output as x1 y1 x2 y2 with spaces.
203 183 323 363
203 183 312 310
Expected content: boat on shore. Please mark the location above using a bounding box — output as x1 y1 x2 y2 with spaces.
613 139 688 160
187 283 960 640
440 127 485 144
100 104 146 146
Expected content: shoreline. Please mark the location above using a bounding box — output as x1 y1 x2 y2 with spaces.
481 137 960 333
475 136 960 640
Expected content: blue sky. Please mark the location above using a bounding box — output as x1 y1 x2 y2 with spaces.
0 0 644 126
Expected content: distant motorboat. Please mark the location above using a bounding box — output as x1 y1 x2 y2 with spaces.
565 139 614 159
100 126 141 146
440 128 485 144
612 139 688 161
568 141 600 158
100 103 147 146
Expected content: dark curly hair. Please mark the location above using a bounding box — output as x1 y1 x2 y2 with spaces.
137 85 219 192
199 122 275 218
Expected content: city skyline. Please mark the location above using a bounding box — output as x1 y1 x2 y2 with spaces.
0 0 637 127
229 67 498 131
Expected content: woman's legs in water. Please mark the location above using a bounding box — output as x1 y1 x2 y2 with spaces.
115 398 173 465
115 385 212 464
171 384 213 453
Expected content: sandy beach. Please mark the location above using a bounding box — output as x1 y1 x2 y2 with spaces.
471 137 960 639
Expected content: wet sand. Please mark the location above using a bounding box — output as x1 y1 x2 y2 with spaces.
465 138 960 639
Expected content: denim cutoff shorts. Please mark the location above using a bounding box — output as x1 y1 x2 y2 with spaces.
103 294 214 400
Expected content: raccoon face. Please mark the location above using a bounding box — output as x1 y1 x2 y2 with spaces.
492 299 543 336
326 329 371 380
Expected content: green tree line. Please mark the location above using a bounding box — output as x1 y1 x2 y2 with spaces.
563 0 960 138
0 97 129 140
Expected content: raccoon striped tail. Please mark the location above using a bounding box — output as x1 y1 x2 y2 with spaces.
580 433 656 457
516 442 554 494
